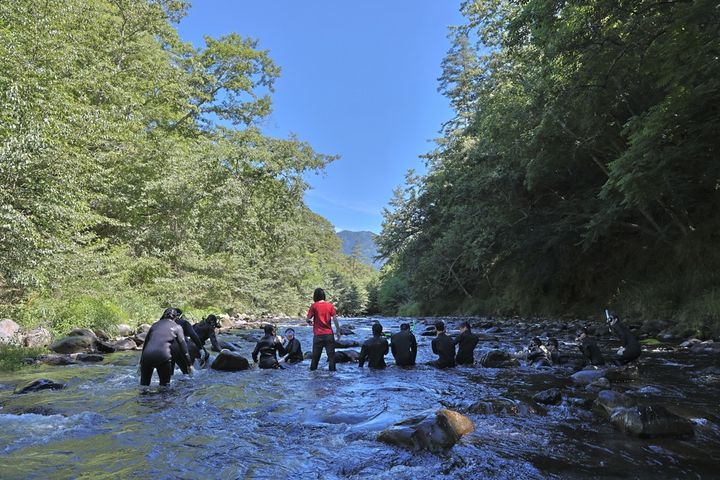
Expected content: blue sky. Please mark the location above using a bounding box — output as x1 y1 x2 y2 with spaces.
178 1 463 233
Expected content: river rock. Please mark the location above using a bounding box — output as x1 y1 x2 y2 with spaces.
0 319 21 344
76 353 105 362
95 340 117 353
49 334 96 354
117 324 134 337
377 409 474 451
68 328 97 339
136 323 152 334
610 405 694 437
338 325 355 336
334 339 360 348
93 329 111 341
334 350 359 363
690 340 720 354
219 341 243 351
479 350 520 368
34 354 78 366
605 364 639 382
533 388 562 405
211 350 250 371
14 379 66 394
23 327 52 348
679 338 702 349
113 338 137 351
593 390 635 417
304 351 313 360
133 332 147 345
570 369 607 385
468 398 538 416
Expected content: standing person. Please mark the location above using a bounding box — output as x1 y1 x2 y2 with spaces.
358 323 390 369
431 320 456 368
391 323 417 366
139 308 192 386
171 310 203 374
454 321 479 365
252 324 287 369
607 314 641 364
306 287 341 371
281 328 303 364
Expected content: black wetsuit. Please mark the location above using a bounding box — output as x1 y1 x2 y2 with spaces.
171 318 203 373
579 337 605 366
283 338 303 363
455 331 479 365
192 320 221 352
390 330 417 366
252 335 287 369
358 335 389 369
431 332 456 368
610 320 641 363
140 318 190 386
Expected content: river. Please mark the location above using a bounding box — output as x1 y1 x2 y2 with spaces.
1 317 719 479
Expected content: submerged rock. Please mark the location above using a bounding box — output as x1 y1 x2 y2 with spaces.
593 390 635 417
378 409 474 451
467 398 538 416
570 369 607 385
76 353 104 362
479 350 519 368
34 354 78 366
211 350 250 371
338 325 355 336
605 364 639 382
533 388 562 405
14 379 66 394
610 405 694 438
334 350 359 363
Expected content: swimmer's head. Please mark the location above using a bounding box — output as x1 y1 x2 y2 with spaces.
285 328 295 339
400 323 410 331
372 323 383 336
547 338 559 350
263 324 275 336
435 320 445 333
162 307 182 320
205 314 220 328
460 321 471 332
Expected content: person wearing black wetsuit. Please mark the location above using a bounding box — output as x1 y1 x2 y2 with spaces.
391 323 417 366
577 328 605 366
193 314 221 352
252 324 287 369
608 315 641 364
140 308 192 386
171 311 204 374
455 321 479 365
281 328 303 364
431 321 456 368
546 337 565 365
358 323 389 369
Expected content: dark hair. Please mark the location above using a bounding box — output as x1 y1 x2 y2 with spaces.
400 323 410 331
578 327 590 336
313 288 326 302
531 337 542 346
460 321 471 330
162 307 182 320
548 338 559 348
285 328 295 335
263 324 275 336
205 314 219 327
372 323 383 336
435 320 445 332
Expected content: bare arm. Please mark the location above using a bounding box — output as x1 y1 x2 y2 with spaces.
333 315 341 339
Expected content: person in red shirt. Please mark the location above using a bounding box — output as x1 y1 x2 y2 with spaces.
306 287 341 371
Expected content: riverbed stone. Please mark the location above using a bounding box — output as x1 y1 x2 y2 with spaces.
23 327 52 348
49 334 96 354
34 354 78 366
533 388 562 405
0 319 21 344
211 350 250 371
467 398 538 416
338 325 355 336
570 368 607 385
68 328 98 339
117 324 134 337
334 350 359 363
133 332 147 345
378 409 474 451
479 350 520 368
334 339 361 348
605 364 639 382
136 323 152 334
113 338 137 351
76 353 105 362
593 390 635 417
610 405 694 437
14 378 66 394
95 339 117 353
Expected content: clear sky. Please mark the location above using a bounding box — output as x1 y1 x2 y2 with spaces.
177 1 463 233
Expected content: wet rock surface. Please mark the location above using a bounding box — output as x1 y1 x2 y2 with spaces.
13 379 66 395
210 350 250 371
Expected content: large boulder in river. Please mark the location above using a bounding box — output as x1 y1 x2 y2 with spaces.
593 390 635 417
479 350 520 368
334 350 359 363
23 326 52 348
378 409 474 451
0 319 21 344
14 379 66 394
610 405 694 437
570 368 607 385
49 334 96 354
211 350 250 371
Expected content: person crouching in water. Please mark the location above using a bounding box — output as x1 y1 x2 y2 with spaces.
252 324 287 369
282 328 303 364
358 323 389 369
431 320 456 368
546 338 564 364
306 287 341 371
139 308 192 386
455 321 479 365
391 323 417 366
527 337 552 367
577 328 605 367
607 313 641 364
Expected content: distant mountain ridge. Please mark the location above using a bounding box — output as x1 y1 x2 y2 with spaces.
337 230 382 269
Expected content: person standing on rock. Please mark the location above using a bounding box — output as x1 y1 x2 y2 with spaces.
139 308 192 386
391 323 417 366
307 287 341 371
358 322 390 369
454 321 479 365
431 321 456 368
281 328 303 364
252 324 287 369
607 314 641 364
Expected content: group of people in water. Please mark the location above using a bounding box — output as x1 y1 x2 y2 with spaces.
139 287 642 386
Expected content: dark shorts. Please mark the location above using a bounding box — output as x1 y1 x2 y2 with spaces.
310 334 336 371
140 360 173 386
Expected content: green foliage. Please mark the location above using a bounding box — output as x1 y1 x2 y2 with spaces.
378 0 720 334
0 345 47 372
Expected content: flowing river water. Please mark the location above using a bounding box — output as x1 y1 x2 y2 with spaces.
1 317 719 479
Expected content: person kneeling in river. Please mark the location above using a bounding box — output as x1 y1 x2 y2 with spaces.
391 323 417 366
281 328 303 364
607 313 641 364
252 324 287 369
546 338 566 365
455 321 479 365
358 323 389 369
577 328 605 367
139 308 193 386
430 321 456 368
193 314 222 353
527 337 552 367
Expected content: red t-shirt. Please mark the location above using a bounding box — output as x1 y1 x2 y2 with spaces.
307 301 337 336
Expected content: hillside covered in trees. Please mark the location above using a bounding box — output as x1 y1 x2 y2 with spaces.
377 0 720 335
0 0 375 334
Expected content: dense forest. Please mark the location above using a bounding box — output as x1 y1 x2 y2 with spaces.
0 0 375 336
377 0 720 335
